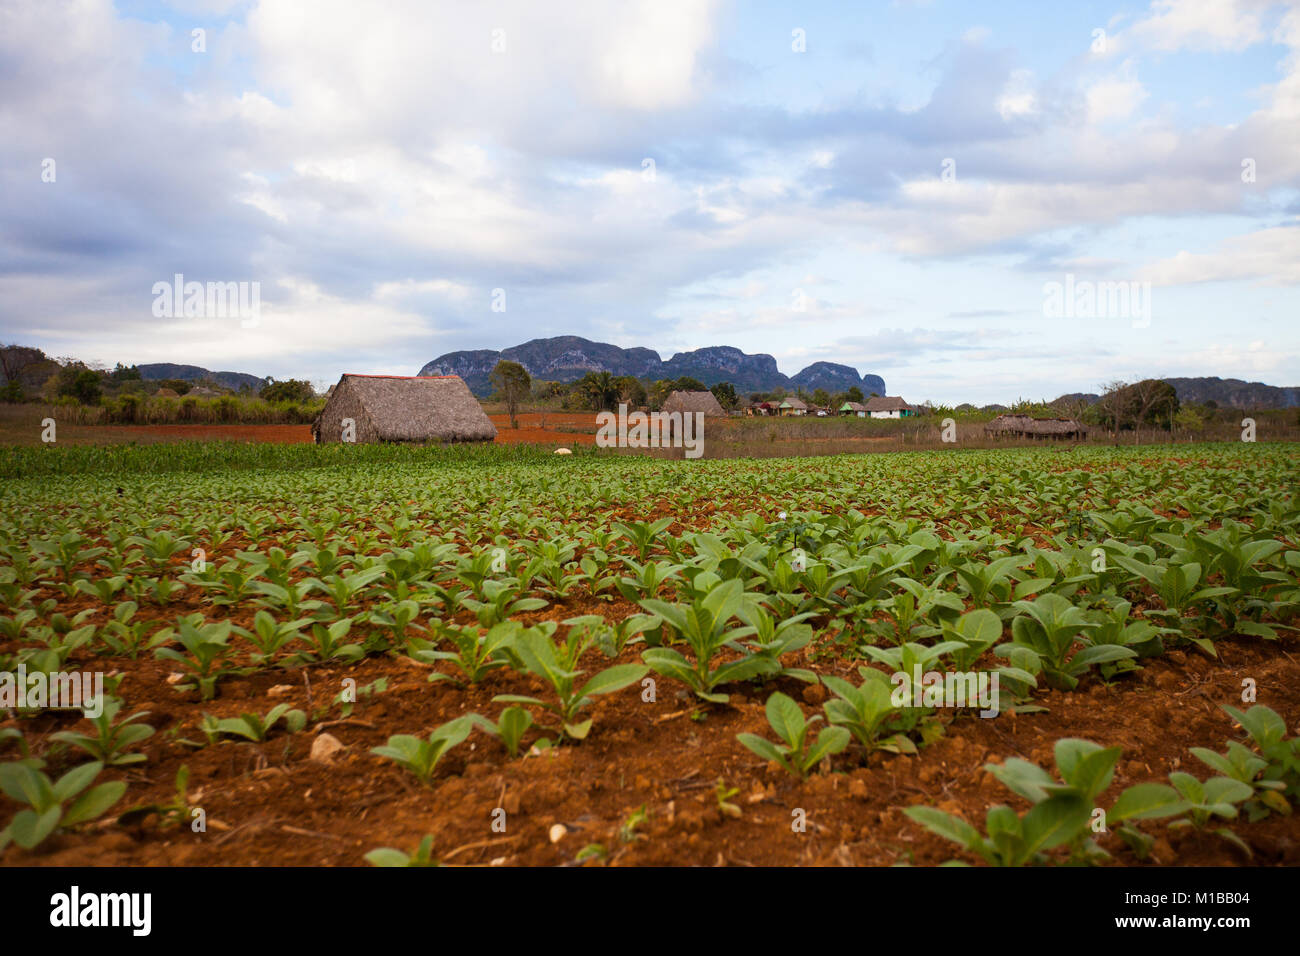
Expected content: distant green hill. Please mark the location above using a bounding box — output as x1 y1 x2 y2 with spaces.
137 364 268 392
1054 377 1299 411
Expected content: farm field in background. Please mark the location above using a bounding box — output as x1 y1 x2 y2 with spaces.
1 442 1298 866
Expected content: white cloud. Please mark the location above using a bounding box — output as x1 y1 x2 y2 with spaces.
1085 72 1148 122
1128 0 1268 52
997 69 1037 120
1142 220 1300 285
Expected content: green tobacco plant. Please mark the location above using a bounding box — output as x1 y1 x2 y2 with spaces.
469 706 534 758
206 704 307 743
462 579 548 628
294 619 364 663
1085 600 1166 679
235 610 310 665
153 616 237 699
821 669 919 756
364 599 424 649
1113 557 1236 651
51 698 155 766
938 608 1004 670
1006 593 1134 690
907 738 1185 866
371 716 475 784
494 624 647 740
304 566 387 621
737 691 849 779
736 605 818 683
1223 704 1300 802
562 613 658 657
411 622 512 686
639 578 765 704
614 517 674 561
0 761 126 851
99 601 169 658
1165 772 1254 855
615 558 682 603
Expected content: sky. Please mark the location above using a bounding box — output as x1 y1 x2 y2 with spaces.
2 0 1298 404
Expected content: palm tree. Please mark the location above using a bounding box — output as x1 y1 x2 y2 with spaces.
581 371 620 411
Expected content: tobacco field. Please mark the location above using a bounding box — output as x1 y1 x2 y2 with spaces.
1 441 1298 866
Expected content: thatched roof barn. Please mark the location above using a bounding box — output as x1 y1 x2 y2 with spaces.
661 390 725 417
312 373 497 444
154 387 180 398
984 414 1087 440
839 401 868 416
778 396 808 416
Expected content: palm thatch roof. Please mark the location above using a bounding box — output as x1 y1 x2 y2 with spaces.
661 389 725 416
984 414 1087 437
313 374 496 443
779 396 808 410
839 401 868 413
863 396 917 413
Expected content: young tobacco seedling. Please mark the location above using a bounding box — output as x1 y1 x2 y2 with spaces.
462 579 547 628
333 677 388 718
735 605 818 683
371 716 476 784
153 616 237 700
1223 704 1300 803
50 697 155 766
468 706 534 758
118 765 192 830
0 761 126 851
615 558 682 604
1006 593 1133 690
639 578 766 704
1166 772 1255 855
365 834 440 867
234 610 311 665
494 625 647 740
821 669 918 756
905 799 1090 867
99 602 170 659
411 622 512 686
737 691 849 779
908 738 1188 866
294 618 364 664
207 704 307 743
715 780 742 819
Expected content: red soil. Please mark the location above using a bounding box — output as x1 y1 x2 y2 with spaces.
96 424 314 444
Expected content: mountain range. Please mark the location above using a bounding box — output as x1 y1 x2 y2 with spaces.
137 364 268 392
417 336 887 398
1051 378 1300 411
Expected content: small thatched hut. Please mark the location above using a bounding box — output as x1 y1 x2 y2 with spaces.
778 397 808 417
154 387 180 398
312 373 497 444
984 414 1087 440
661 390 725 417
839 401 868 417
